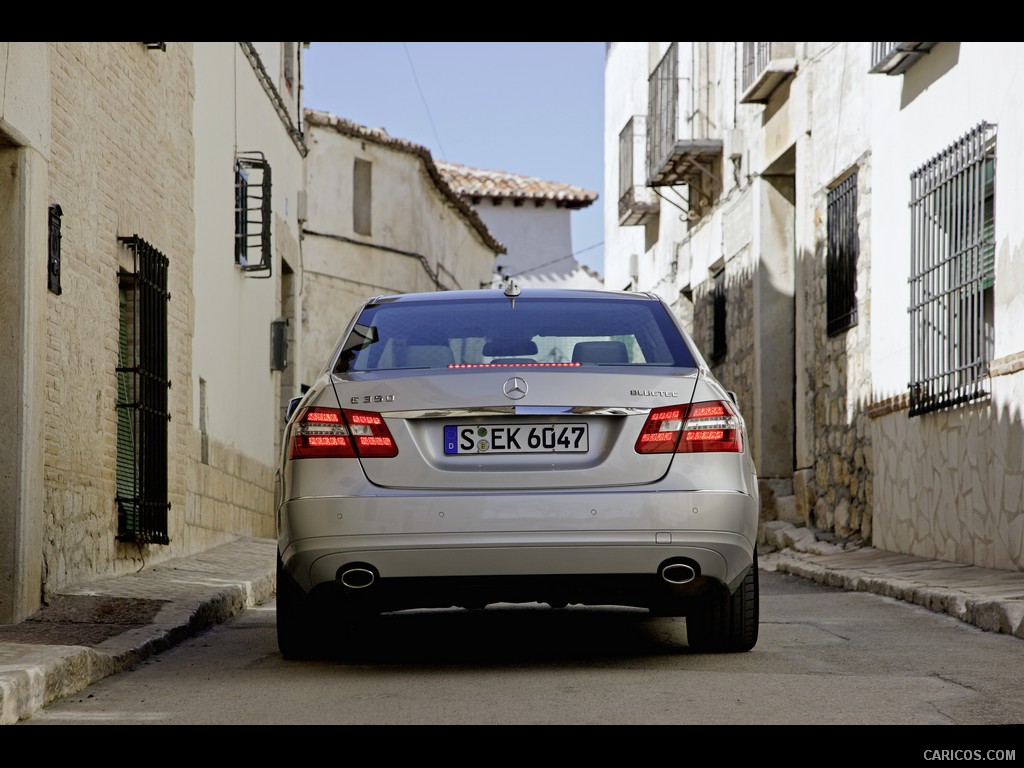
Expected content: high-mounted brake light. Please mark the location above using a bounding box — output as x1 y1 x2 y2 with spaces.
449 362 581 368
289 407 398 459
635 400 742 454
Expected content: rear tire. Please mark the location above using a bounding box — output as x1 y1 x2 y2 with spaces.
276 553 321 660
685 552 759 653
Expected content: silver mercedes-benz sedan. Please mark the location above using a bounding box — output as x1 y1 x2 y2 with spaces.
275 285 760 658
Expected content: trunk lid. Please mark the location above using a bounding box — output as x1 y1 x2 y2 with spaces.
329 368 699 490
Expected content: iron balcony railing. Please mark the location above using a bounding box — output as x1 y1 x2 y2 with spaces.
742 42 771 94
870 42 936 75
647 42 679 185
619 116 658 226
739 42 797 103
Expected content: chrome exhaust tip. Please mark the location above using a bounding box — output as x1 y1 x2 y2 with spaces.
660 562 697 585
339 567 375 589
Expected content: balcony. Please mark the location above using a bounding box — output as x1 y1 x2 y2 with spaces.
647 138 723 188
739 42 797 104
646 42 723 211
869 42 936 75
618 116 659 226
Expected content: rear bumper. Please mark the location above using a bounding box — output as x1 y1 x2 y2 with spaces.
279 489 758 601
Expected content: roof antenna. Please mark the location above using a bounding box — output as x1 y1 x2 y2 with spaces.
503 276 520 308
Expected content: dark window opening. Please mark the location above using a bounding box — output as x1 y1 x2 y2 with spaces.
235 152 272 277
909 122 996 416
354 158 372 236
48 203 63 295
116 236 171 544
827 171 859 336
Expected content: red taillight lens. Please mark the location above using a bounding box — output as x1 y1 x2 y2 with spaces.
678 401 742 453
288 407 397 459
635 400 742 454
635 406 685 453
289 407 355 459
343 409 398 458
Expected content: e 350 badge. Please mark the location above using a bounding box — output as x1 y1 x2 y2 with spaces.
350 394 396 404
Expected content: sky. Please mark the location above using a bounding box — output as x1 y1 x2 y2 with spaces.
301 42 607 277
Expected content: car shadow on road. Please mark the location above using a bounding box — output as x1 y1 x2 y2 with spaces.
301 603 703 665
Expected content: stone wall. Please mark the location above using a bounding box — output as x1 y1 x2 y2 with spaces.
796 155 874 542
693 266 756 409
692 252 757 460
193 436 276 542
870 364 1024 571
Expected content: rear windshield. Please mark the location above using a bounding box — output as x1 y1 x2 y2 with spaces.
334 296 697 373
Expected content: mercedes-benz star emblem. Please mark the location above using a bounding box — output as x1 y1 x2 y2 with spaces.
503 376 528 400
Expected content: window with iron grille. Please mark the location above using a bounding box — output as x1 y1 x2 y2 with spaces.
712 267 727 362
827 171 859 336
116 236 171 544
235 152 272 276
908 122 996 416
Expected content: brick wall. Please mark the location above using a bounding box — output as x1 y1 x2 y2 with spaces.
43 42 198 589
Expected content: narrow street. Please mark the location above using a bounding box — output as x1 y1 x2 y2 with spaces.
19 571 1024 728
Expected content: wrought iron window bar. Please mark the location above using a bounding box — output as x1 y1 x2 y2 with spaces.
235 151 273 277
908 122 996 416
115 235 171 544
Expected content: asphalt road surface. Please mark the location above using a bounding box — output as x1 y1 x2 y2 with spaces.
17 570 1024 732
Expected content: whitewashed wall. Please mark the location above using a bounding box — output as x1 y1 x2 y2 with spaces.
193 43 304 469
870 42 1024 399
302 119 499 388
476 203 569 277
867 42 1024 569
603 42 655 293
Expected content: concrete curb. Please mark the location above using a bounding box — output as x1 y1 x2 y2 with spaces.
0 537 277 725
759 522 1024 641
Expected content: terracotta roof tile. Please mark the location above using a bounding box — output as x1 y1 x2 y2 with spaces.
436 161 598 209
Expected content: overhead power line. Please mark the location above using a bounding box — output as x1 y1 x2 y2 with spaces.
402 42 447 161
505 241 605 278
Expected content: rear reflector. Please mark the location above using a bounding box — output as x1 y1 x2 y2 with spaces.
289 407 397 459
635 400 742 454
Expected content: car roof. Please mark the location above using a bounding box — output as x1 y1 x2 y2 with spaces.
365 288 659 305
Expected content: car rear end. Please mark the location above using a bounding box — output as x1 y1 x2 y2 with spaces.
276 287 760 656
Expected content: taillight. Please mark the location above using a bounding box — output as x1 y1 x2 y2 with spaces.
288 407 397 459
343 410 398 458
635 400 742 454
635 406 685 453
679 401 742 452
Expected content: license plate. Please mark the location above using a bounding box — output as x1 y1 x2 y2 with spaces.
444 424 589 455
